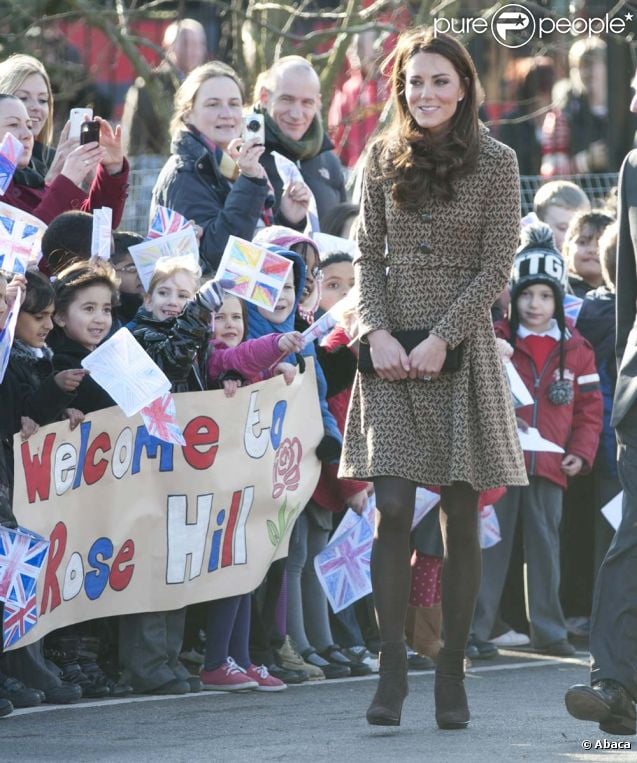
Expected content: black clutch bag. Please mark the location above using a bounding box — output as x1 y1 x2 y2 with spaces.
357 329 462 374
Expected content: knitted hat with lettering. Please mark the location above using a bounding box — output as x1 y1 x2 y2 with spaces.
509 223 573 404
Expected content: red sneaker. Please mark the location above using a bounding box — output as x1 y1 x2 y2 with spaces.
201 658 258 692
245 664 287 692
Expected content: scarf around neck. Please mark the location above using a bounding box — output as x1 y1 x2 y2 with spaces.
256 105 325 161
187 124 240 181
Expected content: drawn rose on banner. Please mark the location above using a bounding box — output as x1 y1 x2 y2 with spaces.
272 437 302 499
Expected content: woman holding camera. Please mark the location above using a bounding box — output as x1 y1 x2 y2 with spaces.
151 61 310 273
0 92 128 227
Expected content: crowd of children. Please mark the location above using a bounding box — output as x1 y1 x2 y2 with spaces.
0 142 621 719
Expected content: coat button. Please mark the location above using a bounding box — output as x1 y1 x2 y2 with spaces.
420 242 432 254
197 163 204 170
421 212 433 223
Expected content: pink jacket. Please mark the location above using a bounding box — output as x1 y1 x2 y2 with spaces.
207 334 282 384
3 160 130 226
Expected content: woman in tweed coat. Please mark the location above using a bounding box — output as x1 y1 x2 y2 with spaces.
339 29 527 729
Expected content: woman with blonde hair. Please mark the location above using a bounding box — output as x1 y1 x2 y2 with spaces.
339 27 527 729
0 54 75 183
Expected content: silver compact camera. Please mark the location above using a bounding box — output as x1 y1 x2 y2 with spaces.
242 112 265 145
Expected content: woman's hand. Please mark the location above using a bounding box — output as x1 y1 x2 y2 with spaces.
229 137 266 179
408 334 448 381
280 181 311 224
95 117 124 175
45 121 80 184
368 329 410 381
60 142 103 186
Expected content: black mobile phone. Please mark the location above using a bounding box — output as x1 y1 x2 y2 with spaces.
80 120 101 145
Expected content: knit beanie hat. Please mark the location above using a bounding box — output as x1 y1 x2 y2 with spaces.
509 222 573 405
509 222 568 330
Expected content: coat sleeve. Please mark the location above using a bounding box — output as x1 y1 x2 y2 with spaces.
566 342 603 470
207 334 282 382
8 373 75 431
300 341 343 444
135 298 212 383
615 153 637 371
354 142 390 339
157 169 269 272
4 175 87 224
431 146 521 349
82 160 130 229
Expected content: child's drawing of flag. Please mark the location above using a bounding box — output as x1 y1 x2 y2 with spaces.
0 526 49 648
564 294 584 324
147 206 190 239
314 508 373 612
216 236 293 312
0 133 24 195
140 392 186 446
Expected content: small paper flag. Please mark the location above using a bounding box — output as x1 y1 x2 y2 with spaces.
140 392 186 446
0 133 24 195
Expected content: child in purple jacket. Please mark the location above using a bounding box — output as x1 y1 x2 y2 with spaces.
201 292 303 691
207 293 302 396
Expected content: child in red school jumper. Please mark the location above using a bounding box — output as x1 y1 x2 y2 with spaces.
473 223 603 656
200 292 303 692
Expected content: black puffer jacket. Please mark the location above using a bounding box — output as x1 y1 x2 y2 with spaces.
131 297 212 393
50 333 116 415
261 128 347 226
151 127 270 273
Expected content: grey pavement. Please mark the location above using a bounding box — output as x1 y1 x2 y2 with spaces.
0 650 635 762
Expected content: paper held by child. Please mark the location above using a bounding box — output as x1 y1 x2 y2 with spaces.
564 293 584 324
0 301 20 384
601 491 623 531
147 205 189 239
0 202 47 274
128 227 199 292
0 133 24 195
312 232 358 257
81 327 171 417
505 360 534 408
271 151 319 233
517 426 564 453
140 392 186 446
216 235 293 311
315 487 441 613
0 525 50 648
90 207 112 260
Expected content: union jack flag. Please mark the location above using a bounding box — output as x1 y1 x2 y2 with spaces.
147 206 189 239
0 133 24 195
564 294 584 324
314 509 373 613
140 392 186 445
0 526 49 648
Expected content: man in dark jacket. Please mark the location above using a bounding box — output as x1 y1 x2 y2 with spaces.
256 56 347 227
565 71 637 736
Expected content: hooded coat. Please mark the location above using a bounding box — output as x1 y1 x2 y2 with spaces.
244 246 342 450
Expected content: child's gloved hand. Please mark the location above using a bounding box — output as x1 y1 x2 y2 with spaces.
316 435 342 463
198 279 234 312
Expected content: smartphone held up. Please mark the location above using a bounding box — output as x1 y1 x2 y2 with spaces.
80 120 101 146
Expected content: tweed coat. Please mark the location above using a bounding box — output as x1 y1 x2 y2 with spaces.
340 127 528 491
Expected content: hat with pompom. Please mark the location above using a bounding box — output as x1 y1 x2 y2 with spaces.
509 222 573 406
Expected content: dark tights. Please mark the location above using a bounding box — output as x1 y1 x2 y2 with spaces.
371 477 480 649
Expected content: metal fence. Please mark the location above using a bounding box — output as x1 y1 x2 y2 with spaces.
119 157 619 234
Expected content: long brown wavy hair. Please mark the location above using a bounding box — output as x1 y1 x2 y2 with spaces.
378 28 482 208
